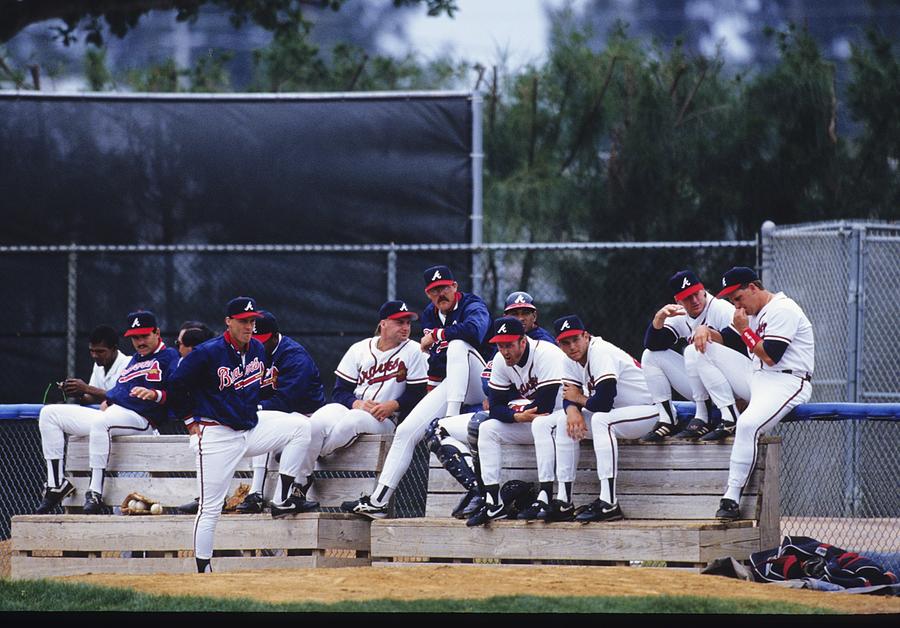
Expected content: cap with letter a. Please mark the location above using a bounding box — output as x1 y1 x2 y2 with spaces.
124 310 158 337
553 315 586 341
504 291 537 313
668 270 704 301
716 267 759 298
379 300 419 321
488 316 526 344
423 265 455 291
226 296 263 319
251 310 278 343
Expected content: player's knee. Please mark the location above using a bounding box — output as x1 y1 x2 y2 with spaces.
640 348 656 366
467 411 489 452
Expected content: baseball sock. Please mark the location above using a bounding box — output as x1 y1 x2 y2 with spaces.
445 401 463 416
722 404 739 425
46 459 61 488
250 465 267 495
89 468 104 495
557 481 573 504
724 487 742 502
278 474 295 501
484 484 500 505
695 399 710 422
600 478 616 505
196 557 212 573
371 483 394 507
538 482 553 503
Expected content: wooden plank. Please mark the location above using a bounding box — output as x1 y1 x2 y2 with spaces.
66 434 391 473
371 519 710 563
11 513 363 552
758 440 781 550
424 493 761 520
11 553 369 579
426 468 760 495
698 525 761 562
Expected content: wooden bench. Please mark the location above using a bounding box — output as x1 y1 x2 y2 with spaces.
11 434 391 578
370 436 780 568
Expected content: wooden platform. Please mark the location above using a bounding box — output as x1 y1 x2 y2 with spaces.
11 434 391 578
371 436 781 567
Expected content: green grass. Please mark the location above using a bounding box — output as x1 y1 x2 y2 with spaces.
0 579 834 613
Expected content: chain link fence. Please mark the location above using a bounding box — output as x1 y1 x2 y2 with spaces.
2 228 898 574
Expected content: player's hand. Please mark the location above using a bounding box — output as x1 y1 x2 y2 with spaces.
369 401 399 421
733 308 749 332
129 386 158 401
693 325 711 353
482 398 489 411
62 378 89 396
653 304 686 328
567 412 588 440
562 383 585 405
420 332 436 352
99 401 109 411
513 407 539 423
187 422 201 436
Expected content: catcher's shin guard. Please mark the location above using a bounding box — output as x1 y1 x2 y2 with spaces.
426 418 479 491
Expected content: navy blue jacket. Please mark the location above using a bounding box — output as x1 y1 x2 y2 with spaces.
167 332 269 431
106 342 179 427
259 334 325 415
420 291 491 382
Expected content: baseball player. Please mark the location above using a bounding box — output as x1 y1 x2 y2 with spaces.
428 290 557 520
465 316 569 527
640 270 750 441
304 300 427 490
36 311 178 515
136 297 313 573
235 310 327 514
552 315 660 523
175 321 214 362
57 324 131 405
708 267 813 519
342 265 490 518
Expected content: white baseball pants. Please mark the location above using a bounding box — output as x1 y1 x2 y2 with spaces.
476 409 564 486
192 412 311 560
684 343 752 409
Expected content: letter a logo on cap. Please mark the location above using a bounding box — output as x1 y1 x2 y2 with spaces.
561 320 571 330
515 294 526 304
244 301 254 312
400 303 408 312
131 317 140 328
723 277 727 287
432 270 442 281
681 277 691 289
497 323 507 334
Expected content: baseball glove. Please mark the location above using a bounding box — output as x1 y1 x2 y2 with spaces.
120 491 160 515
223 483 251 512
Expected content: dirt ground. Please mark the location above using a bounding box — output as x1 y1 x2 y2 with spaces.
64 565 900 614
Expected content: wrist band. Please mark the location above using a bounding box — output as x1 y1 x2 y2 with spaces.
741 328 761 350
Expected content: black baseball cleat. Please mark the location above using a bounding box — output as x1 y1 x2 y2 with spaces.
466 502 507 527
340 495 388 520
271 484 319 519
639 421 677 443
700 421 737 442
516 500 548 521
536 499 576 522
35 479 76 514
177 497 200 515
451 488 483 519
673 418 712 440
715 498 741 520
460 493 484 519
235 491 266 514
575 499 624 523
82 490 107 515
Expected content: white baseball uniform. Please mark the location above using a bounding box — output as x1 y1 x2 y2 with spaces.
556 336 659 502
725 292 813 496
88 350 131 391
477 338 567 486
302 336 428 480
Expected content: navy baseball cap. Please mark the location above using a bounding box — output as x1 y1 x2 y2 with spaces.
504 291 537 312
252 311 278 343
124 310 158 337
489 316 526 344
717 267 759 298
423 265 455 291
669 270 704 301
379 300 419 321
226 296 263 319
553 315 586 341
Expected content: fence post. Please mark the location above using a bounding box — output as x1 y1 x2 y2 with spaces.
470 93 484 296
844 225 864 516
66 246 78 378
759 220 776 287
387 245 397 301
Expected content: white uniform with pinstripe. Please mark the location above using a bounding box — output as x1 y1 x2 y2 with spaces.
556 336 659 493
726 292 813 494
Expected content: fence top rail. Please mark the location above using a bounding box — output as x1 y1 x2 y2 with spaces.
0 240 756 254
773 220 900 237
0 90 474 102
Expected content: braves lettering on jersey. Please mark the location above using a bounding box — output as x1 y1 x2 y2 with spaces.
335 336 428 402
565 336 652 408
750 292 815 374
105 343 179 426
420 291 491 382
488 337 567 413
168 333 270 430
258 335 325 415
